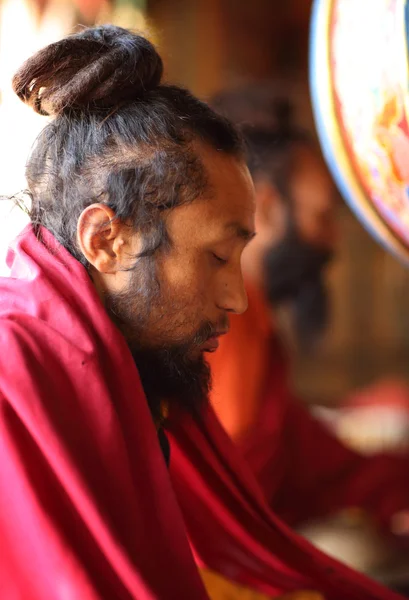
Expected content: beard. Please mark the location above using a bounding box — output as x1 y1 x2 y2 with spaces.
102 260 221 422
130 331 212 423
264 223 333 351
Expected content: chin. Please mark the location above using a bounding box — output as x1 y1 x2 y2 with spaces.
187 347 204 361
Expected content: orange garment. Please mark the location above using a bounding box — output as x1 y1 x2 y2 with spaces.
208 283 409 532
209 283 273 442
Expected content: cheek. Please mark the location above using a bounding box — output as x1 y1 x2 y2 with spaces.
161 247 213 300
164 256 200 297
152 252 208 329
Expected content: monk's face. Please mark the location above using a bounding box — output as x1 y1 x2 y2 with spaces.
290 146 338 251
115 144 255 350
263 148 337 349
87 142 255 414
242 145 337 350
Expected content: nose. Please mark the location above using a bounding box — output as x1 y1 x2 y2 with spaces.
217 268 248 315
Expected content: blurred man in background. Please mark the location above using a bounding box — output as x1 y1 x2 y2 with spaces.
208 86 409 549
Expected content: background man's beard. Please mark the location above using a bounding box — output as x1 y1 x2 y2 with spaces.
264 224 333 351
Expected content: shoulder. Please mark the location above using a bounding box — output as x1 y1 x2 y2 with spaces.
0 316 80 398
0 314 57 358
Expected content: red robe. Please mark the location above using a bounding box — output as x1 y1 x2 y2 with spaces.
0 226 207 599
0 225 405 599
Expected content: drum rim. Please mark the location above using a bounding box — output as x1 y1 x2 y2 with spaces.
309 0 409 266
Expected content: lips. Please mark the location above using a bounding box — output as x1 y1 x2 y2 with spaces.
201 336 220 352
200 329 229 353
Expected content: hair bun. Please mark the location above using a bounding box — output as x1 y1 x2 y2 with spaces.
12 25 163 116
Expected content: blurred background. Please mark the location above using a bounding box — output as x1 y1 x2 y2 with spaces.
2 0 409 406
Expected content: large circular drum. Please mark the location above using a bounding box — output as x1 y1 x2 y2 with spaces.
310 0 409 264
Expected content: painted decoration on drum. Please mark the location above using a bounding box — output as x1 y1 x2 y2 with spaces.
310 0 409 264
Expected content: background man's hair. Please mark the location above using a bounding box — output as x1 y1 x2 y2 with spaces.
211 84 315 201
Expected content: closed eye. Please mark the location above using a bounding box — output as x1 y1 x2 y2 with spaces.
212 252 228 265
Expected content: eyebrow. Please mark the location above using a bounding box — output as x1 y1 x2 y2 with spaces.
226 222 256 243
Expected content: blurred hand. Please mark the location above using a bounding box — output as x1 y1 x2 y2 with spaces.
391 510 409 536
390 510 409 552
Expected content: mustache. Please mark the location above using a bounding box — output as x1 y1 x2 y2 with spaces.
192 316 230 346
264 241 332 303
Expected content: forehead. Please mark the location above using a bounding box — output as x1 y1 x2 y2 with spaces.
167 143 255 242
199 143 255 224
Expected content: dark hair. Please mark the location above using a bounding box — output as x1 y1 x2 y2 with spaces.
211 85 314 201
243 121 313 201
13 25 243 265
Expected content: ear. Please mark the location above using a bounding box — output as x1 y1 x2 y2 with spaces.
77 204 139 273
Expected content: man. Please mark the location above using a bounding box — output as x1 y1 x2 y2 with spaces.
206 89 409 537
0 25 405 600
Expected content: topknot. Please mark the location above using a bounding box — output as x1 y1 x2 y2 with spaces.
12 25 163 116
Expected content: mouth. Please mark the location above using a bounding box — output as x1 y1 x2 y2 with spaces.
200 330 228 353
